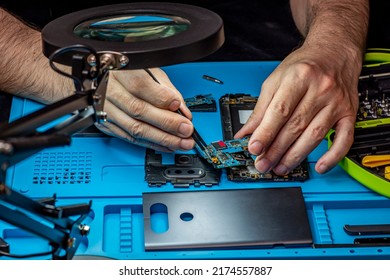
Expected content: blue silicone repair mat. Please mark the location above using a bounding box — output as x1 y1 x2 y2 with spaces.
2 61 390 259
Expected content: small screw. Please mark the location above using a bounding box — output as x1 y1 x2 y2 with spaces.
119 55 129 67
67 237 76 248
92 93 101 103
87 55 97 67
202 74 223 84
96 111 108 123
0 141 13 155
79 224 90 236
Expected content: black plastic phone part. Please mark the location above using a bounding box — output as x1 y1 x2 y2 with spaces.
344 224 390 235
0 238 9 254
354 237 390 245
144 149 221 187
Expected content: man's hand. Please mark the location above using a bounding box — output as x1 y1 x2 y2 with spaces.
96 68 194 152
235 45 360 175
235 0 368 175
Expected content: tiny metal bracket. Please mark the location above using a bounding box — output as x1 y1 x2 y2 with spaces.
184 94 217 112
91 71 109 124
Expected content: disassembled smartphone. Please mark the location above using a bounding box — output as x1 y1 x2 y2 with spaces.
145 93 309 186
219 93 309 182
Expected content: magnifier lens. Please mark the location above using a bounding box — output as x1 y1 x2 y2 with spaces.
43 3 224 68
74 14 190 42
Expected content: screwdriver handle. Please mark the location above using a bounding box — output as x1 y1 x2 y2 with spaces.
362 154 390 168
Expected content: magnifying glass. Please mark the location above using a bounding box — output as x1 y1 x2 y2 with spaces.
42 2 225 69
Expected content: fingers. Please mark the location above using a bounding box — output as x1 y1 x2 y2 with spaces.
95 121 174 153
314 117 355 174
100 68 196 152
100 100 194 151
110 69 192 119
106 77 193 138
254 83 326 173
269 105 335 174
252 94 355 175
234 77 278 139
147 68 192 118
236 59 357 176
244 68 310 156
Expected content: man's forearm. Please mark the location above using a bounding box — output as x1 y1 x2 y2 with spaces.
290 0 369 52
0 8 73 103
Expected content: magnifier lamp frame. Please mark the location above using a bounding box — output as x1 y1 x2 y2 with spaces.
42 2 225 69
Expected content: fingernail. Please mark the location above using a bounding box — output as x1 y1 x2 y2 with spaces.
179 123 193 137
274 164 289 175
180 138 194 150
317 163 329 174
255 157 271 173
249 141 264 155
169 100 181 111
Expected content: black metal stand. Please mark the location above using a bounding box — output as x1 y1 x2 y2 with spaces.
0 184 91 259
0 55 109 259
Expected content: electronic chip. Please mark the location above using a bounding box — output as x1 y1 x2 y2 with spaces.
212 141 227 150
229 140 241 146
195 137 254 169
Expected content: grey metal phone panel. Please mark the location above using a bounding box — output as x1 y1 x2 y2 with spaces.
143 187 312 250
